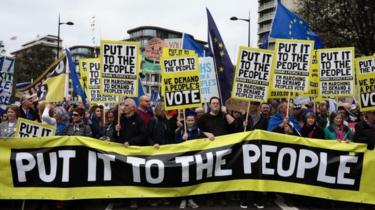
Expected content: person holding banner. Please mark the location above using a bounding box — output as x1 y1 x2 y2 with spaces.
176 113 201 142
198 97 235 141
0 105 19 138
301 112 325 139
353 111 375 150
100 108 117 141
63 108 92 137
243 102 268 131
89 105 104 138
197 96 234 206
115 98 147 146
115 98 147 209
267 101 301 136
324 113 353 142
149 102 175 147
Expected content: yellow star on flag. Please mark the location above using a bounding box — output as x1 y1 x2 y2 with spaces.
219 67 224 72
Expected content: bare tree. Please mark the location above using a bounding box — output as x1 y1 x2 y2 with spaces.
297 0 375 56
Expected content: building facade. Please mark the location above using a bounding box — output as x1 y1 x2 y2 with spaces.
258 0 298 49
11 35 62 56
126 26 205 95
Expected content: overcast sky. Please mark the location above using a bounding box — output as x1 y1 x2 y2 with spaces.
0 0 259 61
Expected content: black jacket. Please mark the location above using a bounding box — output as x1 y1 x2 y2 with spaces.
353 120 375 150
198 112 234 136
245 114 268 131
301 124 325 139
148 116 175 145
114 112 147 146
19 108 38 121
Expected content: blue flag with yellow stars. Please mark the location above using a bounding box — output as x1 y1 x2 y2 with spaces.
207 8 235 103
270 1 323 49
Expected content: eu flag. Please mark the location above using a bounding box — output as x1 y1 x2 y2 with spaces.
270 1 323 49
207 8 235 103
66 49 87 105
259 32 269 49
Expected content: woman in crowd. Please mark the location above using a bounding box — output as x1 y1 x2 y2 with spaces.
324 112 353 142
175 113 200 209
149 102 175 147
0 105 19 138
64 107 92 137
89 105 104 138
301 111 325 139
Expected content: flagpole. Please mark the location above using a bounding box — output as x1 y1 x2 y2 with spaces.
208 34 224 106
244 101 251 132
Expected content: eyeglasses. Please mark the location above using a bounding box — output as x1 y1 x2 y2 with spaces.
72 113 80 117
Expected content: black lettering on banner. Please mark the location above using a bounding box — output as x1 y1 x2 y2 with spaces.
10 140 363 190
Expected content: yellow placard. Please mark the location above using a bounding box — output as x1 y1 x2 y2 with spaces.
231 46 273 102
99 40 140 97
81 58 117 105
78 58 90 95
15 118 56 137
303 50 318 97
355 55 375 112
317 47 355 97
160 48 202 110
270 39 314 93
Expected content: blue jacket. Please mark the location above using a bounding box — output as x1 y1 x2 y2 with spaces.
176 125 201 142
267 113 301 133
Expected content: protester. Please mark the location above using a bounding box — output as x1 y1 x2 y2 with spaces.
100 108 117 141
89 105 104 138
197 96 234 206
194 107 205 120
260 102 271 118
241 101 267 209
115 98 147 209
324 112 353 142
198 96 235 141
137 95 153 128
267 101 301 136
353 111 375 150
301 111 325 139
176 114 201 142
54 106 68 135
0 105 19 138
243 101 268 131
149 102 174 147
40 102 56 126
19 94 38 121
64 107 92 137
316 100 329 128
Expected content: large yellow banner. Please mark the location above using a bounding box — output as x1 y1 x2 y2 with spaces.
1 130 375 204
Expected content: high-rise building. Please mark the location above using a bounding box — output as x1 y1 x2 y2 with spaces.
11 35 62 56
258 0 298 49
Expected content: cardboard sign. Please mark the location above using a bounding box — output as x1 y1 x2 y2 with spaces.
161 48 202 110
232 47 273 102
355 55 375 111
100 40 140 97
15 118 56 138
271 39 314 93
318 47 355 97
0 56 15 110
199 57 219 103
83 58 117 105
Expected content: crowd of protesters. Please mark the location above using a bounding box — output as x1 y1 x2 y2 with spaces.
0 93 375 210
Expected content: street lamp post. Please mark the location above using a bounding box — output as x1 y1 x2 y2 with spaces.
57 14 74 58
230 11 251 47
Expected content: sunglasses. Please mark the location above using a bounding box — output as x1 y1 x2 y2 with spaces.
72 113 80 117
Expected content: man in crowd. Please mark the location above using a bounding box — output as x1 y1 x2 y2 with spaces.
197 96 235 206
198 96 235 141
115 98 147 209
267 101 301 136
19 94 38 121
137 95 153 128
